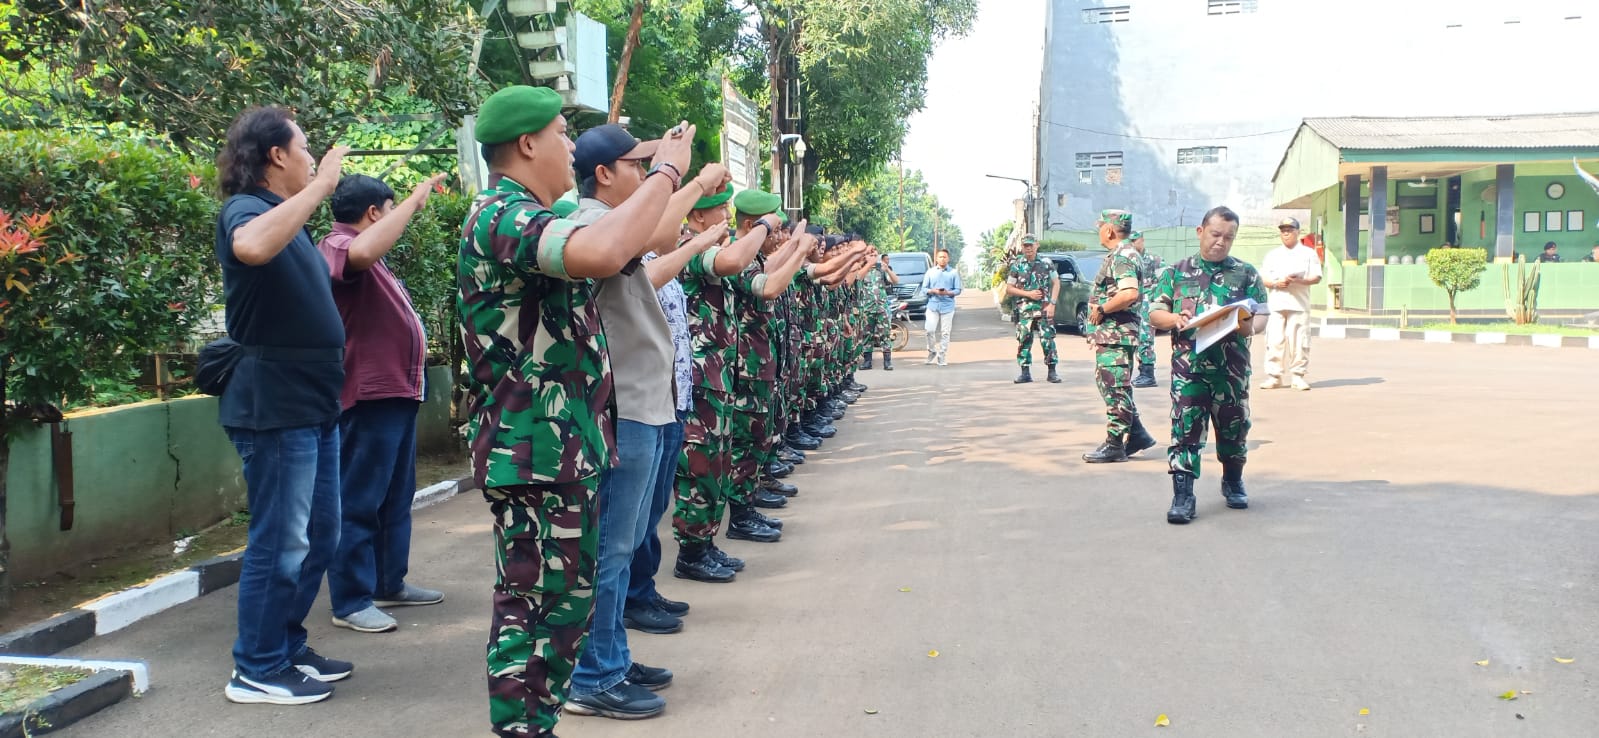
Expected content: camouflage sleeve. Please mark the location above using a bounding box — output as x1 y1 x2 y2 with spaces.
491 203 583 281
1150 265 1177 312
1005 261 1023 286
683 246 721 278
1243 265 1268 304
1111 248 1140 291
726 266 771 300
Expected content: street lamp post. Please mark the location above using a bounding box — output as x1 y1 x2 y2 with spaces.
986 173 1037 238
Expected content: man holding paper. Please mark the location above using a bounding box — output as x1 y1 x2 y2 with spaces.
1148 206 1268 525
1259 217 1322 391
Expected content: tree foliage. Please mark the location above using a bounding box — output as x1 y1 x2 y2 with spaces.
1425 247 1487 323
978 220 1015 287
0 0 483 153
832 164 964 262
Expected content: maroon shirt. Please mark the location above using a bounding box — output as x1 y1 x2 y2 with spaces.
316 223 427 410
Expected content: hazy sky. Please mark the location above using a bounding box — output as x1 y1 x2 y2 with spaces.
901 0 1045 263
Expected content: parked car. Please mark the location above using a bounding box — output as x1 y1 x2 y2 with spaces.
886 251 933 320
996 250 1104 335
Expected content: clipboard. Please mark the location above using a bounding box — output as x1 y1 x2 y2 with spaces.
1186 299 1263 354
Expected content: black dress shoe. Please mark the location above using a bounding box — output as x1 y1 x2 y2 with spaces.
623 605 683 635
625 662 674 692
766 461 792 478
751 489 788 509
727 518 781 542
674 547 735 583
707 544 745 572
653 595 690 616
761 478 798 497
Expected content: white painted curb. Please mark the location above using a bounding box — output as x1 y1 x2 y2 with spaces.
1423 331 1452 343
1475 332 1508 344
82 571 200 636
413 478 467 511
1531 334 1563 348
1320 325 1347 339
1370 328 1401 341
0 656 150 693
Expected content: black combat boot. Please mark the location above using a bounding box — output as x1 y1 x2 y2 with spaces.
839 389 860 404
1133 364 1158 388
674 544 735 583
882 350 894 371
728 506 782 542
1124 418 1157 456
751 487 788 509
706 543 745 572
848 379 868 393
1082 435 1127 463
761 477 798 497
1167 472 1198 525
766 460 792 479
1221 461 1249 509
1014 366 1033 384
779 446 805 465
785 427 821 450
860 351 873 370
741 508 784 531
1046 363 1062 383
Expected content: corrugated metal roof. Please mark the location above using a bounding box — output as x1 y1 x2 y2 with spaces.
1304 113 1599 151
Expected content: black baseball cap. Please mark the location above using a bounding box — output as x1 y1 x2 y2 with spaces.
573 124 658 180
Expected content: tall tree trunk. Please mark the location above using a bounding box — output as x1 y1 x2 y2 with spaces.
608 0 648 124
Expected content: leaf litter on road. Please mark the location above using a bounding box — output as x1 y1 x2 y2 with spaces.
1474 659 1490 666
1554 657 1574 664
1499 691 1518 701
1154 714 1170 727
927 649 939 658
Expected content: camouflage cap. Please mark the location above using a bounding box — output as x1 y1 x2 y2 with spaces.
474 85 564 144
1129 230 1143 241
733 188 782 217
1021 234 1039 245
1098 209 1134 230
694 182 734 210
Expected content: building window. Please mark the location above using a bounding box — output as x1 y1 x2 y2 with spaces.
1079 170 1093 185
1082 5 1131 23
1177 146 1228 165
1206 0 1256 15
1076 151 1123 185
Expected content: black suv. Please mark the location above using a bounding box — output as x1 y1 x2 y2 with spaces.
886 252 933 320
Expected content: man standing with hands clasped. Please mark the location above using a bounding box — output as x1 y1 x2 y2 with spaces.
1005 234 1060 384
1259 217 1322 392
1082 210 1157 464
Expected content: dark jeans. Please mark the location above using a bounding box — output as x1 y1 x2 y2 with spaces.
227 422 341 679
626 413 686 609
329 398 421 617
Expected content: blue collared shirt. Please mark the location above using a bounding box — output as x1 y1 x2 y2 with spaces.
921 266 962 314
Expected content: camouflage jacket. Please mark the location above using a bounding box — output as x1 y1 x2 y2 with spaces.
1090 243 1144 346
731 253 777 383
678 231 737 394
1006 256 1055 315
862 267 893 312
1149 255 1267 375
1139 252 1166 292
456 174 614 488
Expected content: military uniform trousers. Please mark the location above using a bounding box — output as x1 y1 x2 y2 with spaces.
1093 343 1139 437
1167 369 1251 478
672 388 736 546
485 479 599 737
1136 304 1156 368
1014 310 1058 367
730 379 775 498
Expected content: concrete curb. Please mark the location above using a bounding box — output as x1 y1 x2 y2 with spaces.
0 659 141 737
0 474 478 658
1311 325 1599 349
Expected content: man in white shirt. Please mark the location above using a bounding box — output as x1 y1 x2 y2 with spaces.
1259 217 1322 391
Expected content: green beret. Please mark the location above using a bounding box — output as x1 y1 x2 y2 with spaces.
475 85 563 144
550 198 578 218
1098 209 1133 230
694 183 734 211
733 189 782 217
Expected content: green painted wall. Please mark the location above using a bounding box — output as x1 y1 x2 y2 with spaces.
1383 262 1599 312
4 365 458 580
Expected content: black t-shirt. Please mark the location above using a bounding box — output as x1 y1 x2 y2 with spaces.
215 189 345 430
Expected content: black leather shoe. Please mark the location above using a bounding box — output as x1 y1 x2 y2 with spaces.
626 662 674 692
779 447 805 465
1014 367 1033 384
653 595 690 616
1046 364 1062 383
766 461 792 479
727 518 781 542
761 478 798 497
751 489 788 509
1168 472 1198 524
1133 365 1158 388
1221 461 1248 509
743 509 784 530
1125 423 1157 456
674 547 735 583
622 605 683 635
707 544 745 572
565 681 665 719
1082 438 1128 463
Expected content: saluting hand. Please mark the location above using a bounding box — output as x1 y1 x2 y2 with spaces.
312 146 351 197
651 121 696 179
406 173 449 210
686 222 727 252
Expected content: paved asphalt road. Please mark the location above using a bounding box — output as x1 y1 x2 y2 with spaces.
57 295 1599 737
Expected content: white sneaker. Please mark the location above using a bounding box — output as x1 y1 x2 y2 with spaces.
924 354 936 365
1290 376 1311 391
937 356 948 366
1259 376 1283 390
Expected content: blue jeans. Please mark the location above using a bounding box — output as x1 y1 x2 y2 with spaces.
571 419 670 696
329 399 420 617
227 422 341 680
626 414 686 609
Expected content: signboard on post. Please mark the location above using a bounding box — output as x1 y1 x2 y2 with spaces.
721 78 762 193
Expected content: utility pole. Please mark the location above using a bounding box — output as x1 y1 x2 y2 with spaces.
897 159 906 251
933 209 941 255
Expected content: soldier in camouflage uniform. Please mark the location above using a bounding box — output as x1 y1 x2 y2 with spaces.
858 251 897 370
1148 206 1269 525
1082 211 1158 463
672 185 776 583
1131 231 1164 388
456 86 692 738
1004 234 1060 383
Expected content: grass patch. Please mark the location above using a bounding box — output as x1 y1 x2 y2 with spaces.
1418 322 1598 336
0 665 91 713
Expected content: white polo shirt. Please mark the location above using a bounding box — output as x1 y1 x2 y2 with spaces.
1262 244 1324 313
